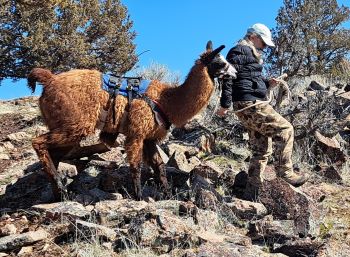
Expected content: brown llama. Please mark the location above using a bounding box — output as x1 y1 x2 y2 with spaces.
27 41 237 200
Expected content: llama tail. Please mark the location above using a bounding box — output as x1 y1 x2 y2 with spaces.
27 68 54 93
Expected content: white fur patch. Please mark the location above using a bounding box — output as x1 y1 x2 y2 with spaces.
218 54 237 78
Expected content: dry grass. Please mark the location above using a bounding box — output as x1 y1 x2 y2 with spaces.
320 186 350 243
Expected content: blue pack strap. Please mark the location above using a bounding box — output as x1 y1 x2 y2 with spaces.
106 75 121 97
102 74 150 97
126 83 133 103
101 74 157 126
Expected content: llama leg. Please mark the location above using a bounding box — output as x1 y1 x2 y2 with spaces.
125 137 144 200
32 135 67 199
32 130 84 199
143 140 169 194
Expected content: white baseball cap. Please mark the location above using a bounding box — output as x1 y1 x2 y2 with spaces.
247 23 275 47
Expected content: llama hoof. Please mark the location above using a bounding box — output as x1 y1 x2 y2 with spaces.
56 176 68 191
51 175 68 201
135 191 143 201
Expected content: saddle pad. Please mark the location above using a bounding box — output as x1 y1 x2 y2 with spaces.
102 74 151 96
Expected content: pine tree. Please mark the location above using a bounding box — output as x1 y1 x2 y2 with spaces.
0 0 137 83
268 0 350 77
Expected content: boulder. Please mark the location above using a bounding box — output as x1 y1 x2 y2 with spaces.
248 215 296 243
190 161 223 184
33 201 90 220
225 198 267 220
259 178 321 237
314 131 346 164
0 230 48 251
273 238 324 256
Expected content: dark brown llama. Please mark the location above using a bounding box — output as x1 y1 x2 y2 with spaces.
27 41 237 200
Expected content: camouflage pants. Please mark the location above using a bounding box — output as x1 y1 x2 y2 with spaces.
233 101 294 184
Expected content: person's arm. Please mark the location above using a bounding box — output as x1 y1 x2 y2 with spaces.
217 46 247 117
219 76 233 109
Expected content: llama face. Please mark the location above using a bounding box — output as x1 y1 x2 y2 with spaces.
207 54 237 79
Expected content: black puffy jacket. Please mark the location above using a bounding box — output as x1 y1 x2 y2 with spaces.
220 44 269 108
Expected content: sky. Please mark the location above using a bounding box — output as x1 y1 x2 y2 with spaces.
0 0 349 100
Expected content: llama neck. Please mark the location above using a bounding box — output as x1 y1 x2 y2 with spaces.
160 63 214 127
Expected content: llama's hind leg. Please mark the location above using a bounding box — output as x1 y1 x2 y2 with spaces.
32 130 84 200
143 140 170 196
125 137 144 200
32 135 67 199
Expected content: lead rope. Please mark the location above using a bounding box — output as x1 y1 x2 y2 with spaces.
233 73 290 113
194 75 291 139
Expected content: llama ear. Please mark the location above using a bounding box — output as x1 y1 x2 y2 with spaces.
202 43 225 65
212 45 225 55
206 41 213 52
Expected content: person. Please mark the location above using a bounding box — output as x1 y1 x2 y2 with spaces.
217 23 308 199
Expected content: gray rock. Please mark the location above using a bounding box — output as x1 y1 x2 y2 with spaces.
167 151 191 172
0 171 54 209
273 238 324 256
259 178 321 237
190 161 223 185
248 215 296 243
121 209 199 254
196 242 288 257
0 224 17 237
6 132 31 143
314 131 346 164
17 246 33 255
165 142 199 157
165 167 190 188
191 174 223 210
94 199 151 226
99 166 132 193
69 166 102 194
99 166 153 194
0 154 10 160
225 198 267 220
0 229 47 251
72 220 117 241
57 162 78 178
33 201 90 220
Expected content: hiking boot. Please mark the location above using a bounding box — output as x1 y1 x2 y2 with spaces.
279 170 309 187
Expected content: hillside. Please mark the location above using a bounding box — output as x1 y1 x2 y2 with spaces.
0 77 349 257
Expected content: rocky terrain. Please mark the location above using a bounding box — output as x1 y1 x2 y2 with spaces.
0 77 349 257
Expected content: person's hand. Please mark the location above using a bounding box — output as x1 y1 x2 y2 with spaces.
217 107 229 117
268 78 278 88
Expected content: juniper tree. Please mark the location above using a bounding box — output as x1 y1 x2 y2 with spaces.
267 0 350 77
0 0 137 83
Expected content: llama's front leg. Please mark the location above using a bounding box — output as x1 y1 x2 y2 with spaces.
125 137 144 200
143 140 170 196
